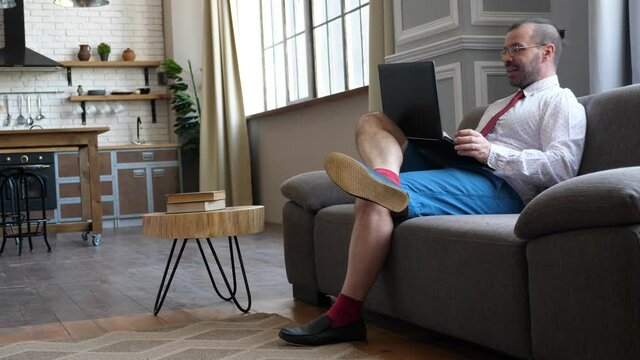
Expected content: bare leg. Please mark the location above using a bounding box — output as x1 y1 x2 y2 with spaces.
356 112 407 171
341 199 395 300
341 112 407 300
278 112 410 346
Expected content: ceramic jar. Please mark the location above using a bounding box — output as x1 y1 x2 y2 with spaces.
122 48 136 61
77 44 91 61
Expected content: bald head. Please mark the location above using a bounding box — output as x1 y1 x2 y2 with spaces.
509 18 564 66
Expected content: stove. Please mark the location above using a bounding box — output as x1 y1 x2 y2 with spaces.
0 152 57 210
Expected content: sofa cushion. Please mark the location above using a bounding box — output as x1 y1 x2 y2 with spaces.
515 167 640 239
280 170 354 213
578 83 640 175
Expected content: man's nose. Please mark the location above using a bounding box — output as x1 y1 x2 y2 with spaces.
501 52 513 63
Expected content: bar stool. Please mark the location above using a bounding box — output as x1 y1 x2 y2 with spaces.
0 168 50 256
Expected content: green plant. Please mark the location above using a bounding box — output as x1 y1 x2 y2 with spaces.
162 59 201 152
97 42 111 55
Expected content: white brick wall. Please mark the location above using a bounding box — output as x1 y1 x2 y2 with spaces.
0 0 170 145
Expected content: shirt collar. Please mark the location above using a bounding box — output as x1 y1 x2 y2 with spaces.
521 75 559 97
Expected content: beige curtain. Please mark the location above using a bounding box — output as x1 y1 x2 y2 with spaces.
368 0 395 112
199 0 253 206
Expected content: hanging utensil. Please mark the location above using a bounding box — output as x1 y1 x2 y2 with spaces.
26 95 34 126
36 95 45 120
2 96 9 126
16 96 26 125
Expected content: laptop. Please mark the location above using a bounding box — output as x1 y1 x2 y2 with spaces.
378 61 490 170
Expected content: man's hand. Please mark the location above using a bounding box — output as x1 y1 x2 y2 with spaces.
454 129 491 163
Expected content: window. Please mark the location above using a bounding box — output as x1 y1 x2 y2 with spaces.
232 0 369 115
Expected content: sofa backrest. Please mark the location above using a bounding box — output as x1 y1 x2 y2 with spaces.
457 84 640 176
577 83 640 175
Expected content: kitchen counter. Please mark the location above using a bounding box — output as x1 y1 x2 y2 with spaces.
0 127 109 244
100 143 180 150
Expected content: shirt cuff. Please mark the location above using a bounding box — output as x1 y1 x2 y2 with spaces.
488 143 521 172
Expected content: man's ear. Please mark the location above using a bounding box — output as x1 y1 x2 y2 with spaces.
543 43 556 61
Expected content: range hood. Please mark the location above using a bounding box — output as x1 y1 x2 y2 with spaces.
0 0 61 70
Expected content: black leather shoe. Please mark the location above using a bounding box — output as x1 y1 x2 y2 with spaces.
279 314 367 346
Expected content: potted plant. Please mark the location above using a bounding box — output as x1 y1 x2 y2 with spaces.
162 58 201 191
97 42 111 61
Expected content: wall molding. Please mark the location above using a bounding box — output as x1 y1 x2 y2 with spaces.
470 0 550 26
474 61 506 106
386 35 504 63
394 0 459 46
435 62 464 127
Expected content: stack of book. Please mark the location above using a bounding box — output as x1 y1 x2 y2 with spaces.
165 190 226 214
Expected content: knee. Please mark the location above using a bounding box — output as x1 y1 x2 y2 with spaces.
356 112 388 137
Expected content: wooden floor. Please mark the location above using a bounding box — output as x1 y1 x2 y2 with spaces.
0 224 514 359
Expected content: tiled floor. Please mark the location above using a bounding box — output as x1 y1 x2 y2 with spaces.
0 224 513 359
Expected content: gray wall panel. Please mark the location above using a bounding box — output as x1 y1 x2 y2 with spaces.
483 0 550 13
551 0 590 96
401 1 450 30
436 78 456 134
487 76 514 103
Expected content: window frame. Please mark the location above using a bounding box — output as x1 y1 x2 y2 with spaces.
257 0 369 113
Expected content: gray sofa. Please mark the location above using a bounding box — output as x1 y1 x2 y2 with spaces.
280 83 640 360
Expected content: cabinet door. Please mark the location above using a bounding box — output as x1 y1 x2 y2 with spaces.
151 166 180 212
60 201 114 219
117 168 149 215
58 151 112 177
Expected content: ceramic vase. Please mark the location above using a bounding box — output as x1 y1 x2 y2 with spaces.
122 48 136 61
77 44 91 61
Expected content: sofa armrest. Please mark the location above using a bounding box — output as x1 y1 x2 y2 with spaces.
515 167 640 239
281 170 355 213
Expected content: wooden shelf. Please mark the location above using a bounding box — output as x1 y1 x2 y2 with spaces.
69 93 168 102
69 93 169 125
60 60 164 86
60 60 162 68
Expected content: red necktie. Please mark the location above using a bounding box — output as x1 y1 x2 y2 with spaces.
480 90 525 136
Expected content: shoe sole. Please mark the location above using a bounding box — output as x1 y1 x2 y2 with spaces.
325 152 408 213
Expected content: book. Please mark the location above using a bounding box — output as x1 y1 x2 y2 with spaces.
166 199 226 214
166 190 225 204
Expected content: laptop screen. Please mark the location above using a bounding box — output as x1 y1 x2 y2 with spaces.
378 61 443 141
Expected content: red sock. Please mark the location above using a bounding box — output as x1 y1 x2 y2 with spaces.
326 293 364 328
374 168 400 186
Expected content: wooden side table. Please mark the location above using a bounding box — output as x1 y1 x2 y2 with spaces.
142 205 264 314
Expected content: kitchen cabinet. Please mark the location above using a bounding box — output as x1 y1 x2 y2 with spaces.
56 150 115 224
117 168 149 215
114 146 181 218
55 144 181 226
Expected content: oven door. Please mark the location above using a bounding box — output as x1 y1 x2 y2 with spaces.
0 164 57 211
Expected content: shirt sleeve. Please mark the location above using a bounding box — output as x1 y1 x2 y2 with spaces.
486 91 586 189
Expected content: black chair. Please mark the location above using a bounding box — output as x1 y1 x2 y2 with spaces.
0 168 50 256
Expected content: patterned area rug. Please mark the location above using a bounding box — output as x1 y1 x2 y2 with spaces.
0 313 376 359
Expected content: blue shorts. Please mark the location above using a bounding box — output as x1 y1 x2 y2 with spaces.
399 143 523 218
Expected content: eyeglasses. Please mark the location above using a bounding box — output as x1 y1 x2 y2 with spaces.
500 44 545 57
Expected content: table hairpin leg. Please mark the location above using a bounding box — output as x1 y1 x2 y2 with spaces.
197 236 251 313
196 239 236 301
153 238 188 316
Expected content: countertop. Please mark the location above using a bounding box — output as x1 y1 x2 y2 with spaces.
0 127 179 152
100 143 181 150
0 127 110 135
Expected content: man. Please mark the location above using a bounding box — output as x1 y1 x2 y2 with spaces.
279 17 586 346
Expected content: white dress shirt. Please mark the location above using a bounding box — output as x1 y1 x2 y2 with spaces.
475 75 586 204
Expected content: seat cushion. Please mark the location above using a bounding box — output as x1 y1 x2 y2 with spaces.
313 205 532 359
